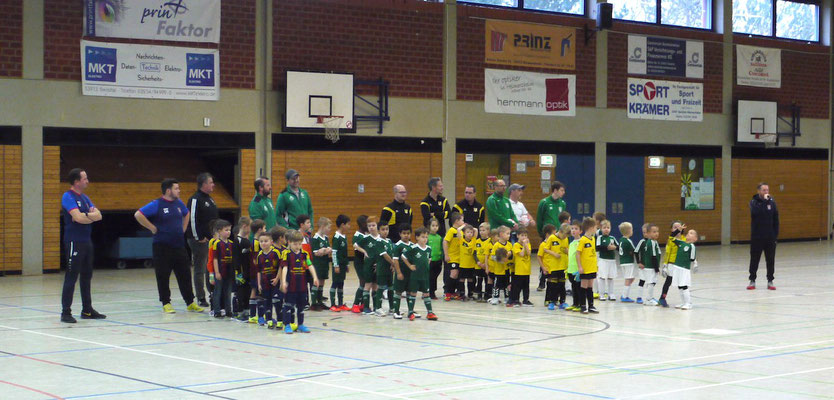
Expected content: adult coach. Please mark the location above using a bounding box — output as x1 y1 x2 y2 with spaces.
249 176 277 230
420 178 451 236
748 182 779 291
381 184 413 243
135 179 203 313
186 173 218 307
486 179 518 231
454 185 485 228
60 168 105 323
277 169 313 230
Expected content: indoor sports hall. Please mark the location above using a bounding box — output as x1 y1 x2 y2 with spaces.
1 0 833 399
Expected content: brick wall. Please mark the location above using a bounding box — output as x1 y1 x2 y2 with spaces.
273 0 444 98
457 4 596 105
43 0 256 89
733 36 829 119
607 22 723 113
0 0 22 78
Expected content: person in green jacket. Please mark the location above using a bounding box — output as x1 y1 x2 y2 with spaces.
248 177 277 231
486 179 518 231
276 169 314 230
536 181 567 237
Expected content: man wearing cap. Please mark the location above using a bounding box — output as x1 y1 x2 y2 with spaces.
420 177 452 237
508 183 534 243
249 176 277 230
381 184 413 242
276 169 313 230
486 179 518 232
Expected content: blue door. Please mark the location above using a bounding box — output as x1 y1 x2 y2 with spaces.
606 156 644 236
555 154 595 222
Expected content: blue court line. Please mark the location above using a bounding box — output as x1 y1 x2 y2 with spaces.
632 345 834 375
0 338 218 360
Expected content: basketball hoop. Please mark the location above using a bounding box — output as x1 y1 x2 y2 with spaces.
317 115 343 143
755 133 778 148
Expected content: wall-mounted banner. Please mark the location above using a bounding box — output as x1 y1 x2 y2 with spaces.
627 78 702 122
627 35 703 79
485 68 576 117
81 40 219 101
485 19 575 70
84 0 221 43
736 44 781 88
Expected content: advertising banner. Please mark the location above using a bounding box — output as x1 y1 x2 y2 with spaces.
627 35 703 79
485 68 576 117
84 0 221 43
736 44 781 88
485 20 575 69
627 78 702 122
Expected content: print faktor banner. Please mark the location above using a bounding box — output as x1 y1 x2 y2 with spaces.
484 68 576 117
84 0 221 43
485 20 575 70
627 78 702 122
736 44 781 88
81 40 219 101
627 35 703 79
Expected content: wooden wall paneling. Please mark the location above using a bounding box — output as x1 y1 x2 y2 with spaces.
455 153 467 201
43 146 62 272
82 182 238 212
3 146 23 273
239 149 256 216
509 154 548 248
0 146 6 273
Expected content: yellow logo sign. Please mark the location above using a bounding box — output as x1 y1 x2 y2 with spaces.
485 20 576 70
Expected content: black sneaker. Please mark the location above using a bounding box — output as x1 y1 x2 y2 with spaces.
580 306 588 314
81 309 107 319
61 313 77 323
198 299 210 307
588 307 599 314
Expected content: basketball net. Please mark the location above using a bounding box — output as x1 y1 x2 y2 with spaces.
755 133 777 148
317 116 343 143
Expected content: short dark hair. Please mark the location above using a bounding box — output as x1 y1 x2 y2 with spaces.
197 172 213 188
558 211 571 224
250 219 266 234
356 215 369 233
465 185 476 193
236 216 252 233
757 182 768 189
450 212 463 224
67 168 85 185
551 181 565 192
336 214 351 228
161 178 178 194
286 230 303 243
542 224 556 236
254 176 269 193
296 214 310 226
398 223 412 233
269 226 286 242
414 226 429 237
581 217 596 232
593 212 606 223
428 177 442 191
213 219 231 233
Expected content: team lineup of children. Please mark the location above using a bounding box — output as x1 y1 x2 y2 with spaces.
199 209 700 333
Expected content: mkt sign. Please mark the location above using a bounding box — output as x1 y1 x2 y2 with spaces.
84 0 221 43
627 78 702 122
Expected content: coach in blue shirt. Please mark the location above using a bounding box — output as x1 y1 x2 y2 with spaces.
135 178 204 314
60 168 105 323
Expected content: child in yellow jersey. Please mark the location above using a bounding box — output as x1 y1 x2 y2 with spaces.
474 222 491 303
458 224 478 301
576 217 599 314
488 226 513 305
510 229 533 307
537 224 558 307
658 221 684 308
443 213 465 301
540 223 570 310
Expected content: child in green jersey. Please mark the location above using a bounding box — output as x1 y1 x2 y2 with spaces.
330 215 351 312
310 217 333 311
400 227 438 321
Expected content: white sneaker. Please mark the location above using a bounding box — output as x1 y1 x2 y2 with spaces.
680 303 692 310
646 299 658 306
392 312 403 319
675 303 683 309
374 309 386 317
488 298 499 305
601 293 609 301
412 312 422 318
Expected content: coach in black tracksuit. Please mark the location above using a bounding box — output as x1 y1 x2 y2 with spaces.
187 173 219 306
748 182 779 290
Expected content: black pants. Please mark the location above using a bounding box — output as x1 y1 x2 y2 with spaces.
749 239 776 282
442 261 454 295
430 260 443 295
153 243 195 305
62 241 94 314
568 273 581 307
510 274 530 303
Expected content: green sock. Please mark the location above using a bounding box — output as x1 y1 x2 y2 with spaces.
392 292 401 313
387 289 394 310
407 295 416 314
353 288 363 306
363 290 371 309
330 288 337 308
373 289 382 310
337 288 344 306
423 297 433 313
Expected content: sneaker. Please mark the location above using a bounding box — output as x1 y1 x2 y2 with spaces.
620 297 635 303
297 325 311 333
522 301 534 307
220 309 226 317
593 292 599 299
646 298 658 306
362 309 374 316
309 305 322 312
477 297 488 303
536 284 546 292
569 306 581 312
276 321 284 329
290 323 298 331
351 304 361 313
767 281 776 290
303 304 310 311
162 303 176 314
374 309 386 317
580 306 588 314
559 303 568 310
658 298 669 308
488 298 499 305
600 293 609 301
680 303 692 310
248 316 258 324
198 299 209 307
213 312 224 319
513 303 521 308
608 296 617 302
547 303 556 310
81 309 107 319
258 316 265 326
329 305 341 312
187 302 204 312
747 281 756 290
340 305 351 312
506 303 514 308
588 307 599 314
267 319 275 329
675 303 683 309
426 312 438 320
60 313 77 323
393 312 403 319
284 325 293 334
412 312 422 319
636 297 643 304
444 294 452 302
408 313 416 321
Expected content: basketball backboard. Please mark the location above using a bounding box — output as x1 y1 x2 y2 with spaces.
284 70 355 133
737 100 777 145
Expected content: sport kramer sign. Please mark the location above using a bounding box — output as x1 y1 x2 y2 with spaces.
627 78 702 122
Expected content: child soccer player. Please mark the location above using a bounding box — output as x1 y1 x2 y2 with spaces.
511 229 533 307
537 224 557 307
557 211 572 296
296 214 314 309
400 227 438 321
658 221 684 308
543 224 570 310
576 217 599 314
489 226 513 305
443 213 465 301
374 224 396 316
232 217 252 320
391 224 413 319
618 222 637 303
635 223 661 305
330 215 351 312
210 220 235 318
596 220 619 301
566 220 583 311
670 228 698 310
351 215 368 313
356 216 382 316
427 218 443 300
246 219 266 323
474 222 492 303
280 230 320 333
458 224 478 301
592 212 607 299
255 231 282 327
310 217 333 311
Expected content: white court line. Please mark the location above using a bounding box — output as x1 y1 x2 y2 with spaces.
400 339 834 396
616 365 834 399
0 324 412 399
